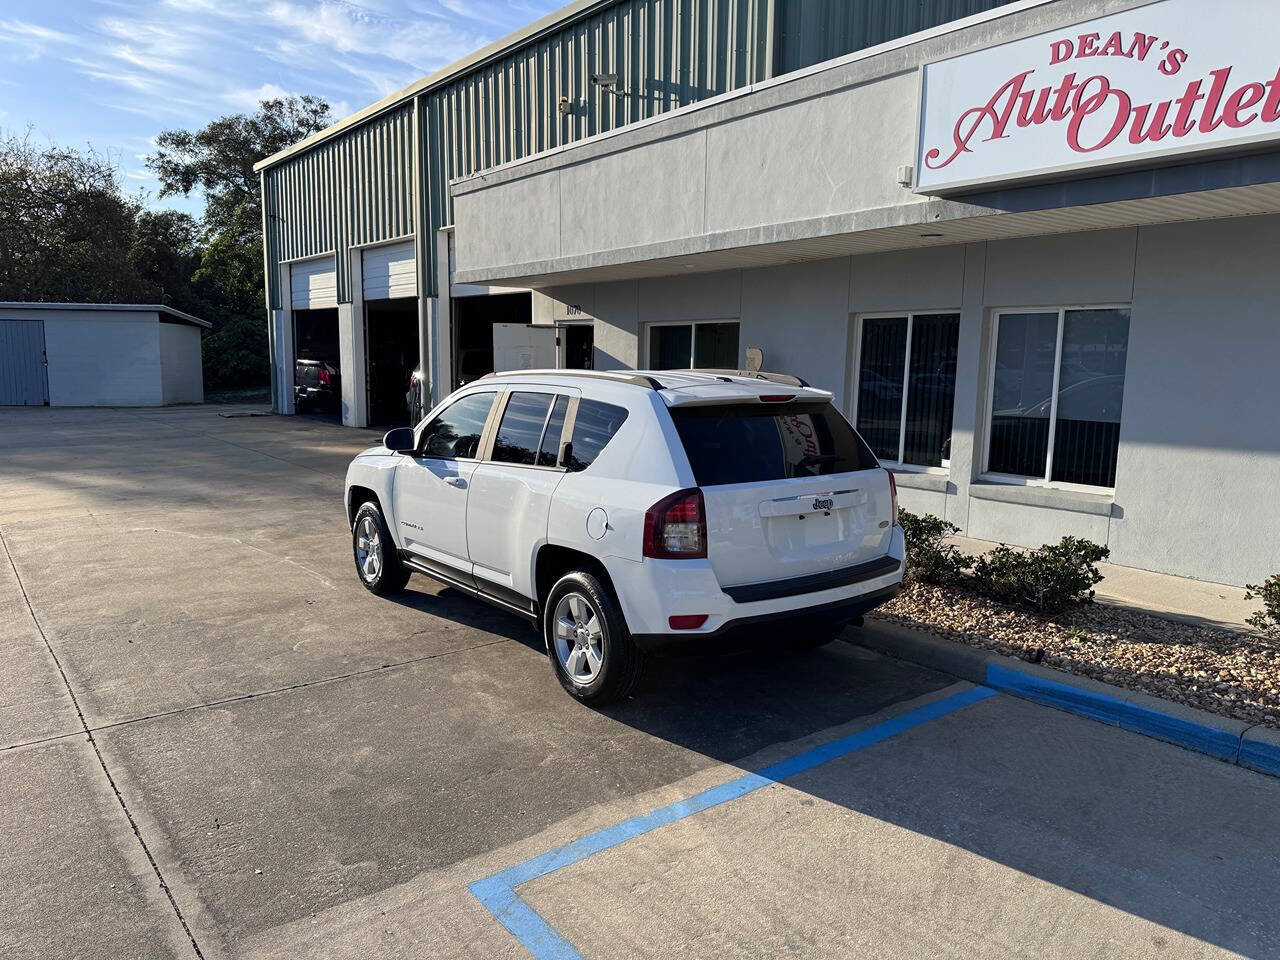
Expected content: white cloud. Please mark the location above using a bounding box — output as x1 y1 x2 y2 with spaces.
222 81 301 111
0 19 75 45
67 58 171 97
328 57 417 100
0 17 77 60
258 0 483 73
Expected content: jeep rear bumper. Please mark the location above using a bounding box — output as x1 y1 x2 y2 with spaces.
630 583 901 652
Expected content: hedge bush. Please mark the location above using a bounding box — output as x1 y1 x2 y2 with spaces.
896 508 1109 615
1245 575 1280 638
969 537 1110 615
897 508 967 585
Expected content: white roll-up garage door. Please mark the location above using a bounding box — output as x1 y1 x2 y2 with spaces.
362 240 417 300
290 256 338 309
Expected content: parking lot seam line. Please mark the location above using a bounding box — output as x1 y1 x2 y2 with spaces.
469 684 996 960
984 662 1245 763
0 527 207 960
119 407 356 478
0 637 514 753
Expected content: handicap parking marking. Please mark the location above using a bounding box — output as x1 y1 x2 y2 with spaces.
469 684 998 960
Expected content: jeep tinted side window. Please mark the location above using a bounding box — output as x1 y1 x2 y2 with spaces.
420 392 496 460
565 399 628 472
492 392 554 466
537 395 570 467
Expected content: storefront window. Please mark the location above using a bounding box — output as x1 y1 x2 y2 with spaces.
647 321 739 370
986 307 1130 488
854 313 959 469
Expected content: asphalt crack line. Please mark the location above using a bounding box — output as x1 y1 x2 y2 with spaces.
0 527 207 959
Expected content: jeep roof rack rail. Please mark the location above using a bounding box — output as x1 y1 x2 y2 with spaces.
684 368 811 388
480 369 663 390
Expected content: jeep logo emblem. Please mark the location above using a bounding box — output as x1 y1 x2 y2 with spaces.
812 497 834 512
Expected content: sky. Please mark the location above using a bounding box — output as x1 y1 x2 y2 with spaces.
0 0 560 215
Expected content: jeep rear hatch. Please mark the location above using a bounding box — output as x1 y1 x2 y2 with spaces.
668 400 894 590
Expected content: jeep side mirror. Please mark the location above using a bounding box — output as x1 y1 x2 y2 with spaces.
383 427 416 453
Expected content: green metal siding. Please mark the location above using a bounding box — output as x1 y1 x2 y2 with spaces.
774 0 1021 75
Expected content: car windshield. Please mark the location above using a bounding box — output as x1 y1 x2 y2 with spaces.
670 401 879 486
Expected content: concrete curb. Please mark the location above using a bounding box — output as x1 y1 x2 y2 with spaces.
852 620 1280 779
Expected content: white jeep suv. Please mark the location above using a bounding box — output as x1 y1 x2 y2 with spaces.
344 369 905 704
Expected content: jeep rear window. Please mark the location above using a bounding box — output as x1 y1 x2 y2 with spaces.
670 401 880 486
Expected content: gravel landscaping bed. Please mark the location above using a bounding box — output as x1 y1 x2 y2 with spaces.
874 581 1280 730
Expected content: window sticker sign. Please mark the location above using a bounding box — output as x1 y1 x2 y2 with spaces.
915 0 1280 193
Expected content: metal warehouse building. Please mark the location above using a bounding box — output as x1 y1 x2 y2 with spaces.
256 0 1280 588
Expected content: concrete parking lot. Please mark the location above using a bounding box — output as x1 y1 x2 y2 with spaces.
2 405 1279 960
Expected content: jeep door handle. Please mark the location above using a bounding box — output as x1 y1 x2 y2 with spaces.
444 476 467 489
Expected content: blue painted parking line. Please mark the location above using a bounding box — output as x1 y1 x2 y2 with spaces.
470 685 997 960
985 663 1245 762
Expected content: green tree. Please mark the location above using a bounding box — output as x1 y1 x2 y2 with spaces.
0 132 153 303
129 209 204 310
147 96 332 389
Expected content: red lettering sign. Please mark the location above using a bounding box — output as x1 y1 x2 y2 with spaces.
923 30 1280 172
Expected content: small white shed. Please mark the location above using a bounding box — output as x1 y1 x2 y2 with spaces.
0 303 209 407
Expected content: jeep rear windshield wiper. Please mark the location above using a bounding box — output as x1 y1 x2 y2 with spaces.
797 453 839 466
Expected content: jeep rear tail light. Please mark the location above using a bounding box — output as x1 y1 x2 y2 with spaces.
887 469 898 525
643 488 707 559
318 366 332 386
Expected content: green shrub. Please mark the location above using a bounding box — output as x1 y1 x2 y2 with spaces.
896 509 1109 615
1245 575 1280 638
897 508 968 584
970 537 1110 615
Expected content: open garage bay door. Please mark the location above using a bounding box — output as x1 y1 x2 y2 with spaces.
0 320 48 405
365 300 418 427
290 256 338 310
362 241 416 300
362 241 419 427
